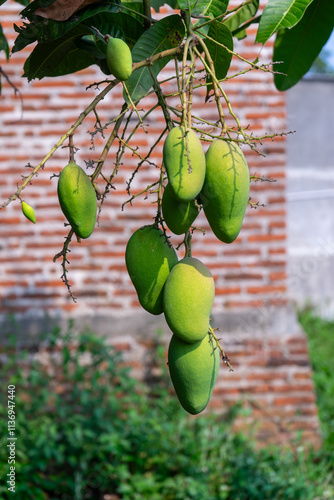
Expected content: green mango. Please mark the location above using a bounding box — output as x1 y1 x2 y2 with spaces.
57 162 97 239
201 139 250 244
21 201 36 224
125 225 178 315
106 37 132 81
162 183 199 235
168 333 220 415
163 257 215 343
163 126 206 202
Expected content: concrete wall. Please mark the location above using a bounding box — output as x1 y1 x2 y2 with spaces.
286 76 334 318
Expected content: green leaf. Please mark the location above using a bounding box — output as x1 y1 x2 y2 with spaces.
13 1 123 53
121 1 144 19
83 12 145 49
273 0 334 90
256 0 315 44
231 14 261 41
205 22 233 97
206 0 228 19
178 0 226 17
124 14 185 103
151 0 177 11
23 25 96 80
0 23 9 59
224 0 259 34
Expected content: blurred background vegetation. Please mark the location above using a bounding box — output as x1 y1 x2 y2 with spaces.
0 311 333 500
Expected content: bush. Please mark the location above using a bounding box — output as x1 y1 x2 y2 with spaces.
0 319 333 500
299 309 334 449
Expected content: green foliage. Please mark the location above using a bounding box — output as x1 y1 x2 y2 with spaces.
1 0 332 91
124 14 185 102
0 321 333 500
299 309 334 449
205 22 233 96
0 23 9 60
273 0 334 90
256 0 315 45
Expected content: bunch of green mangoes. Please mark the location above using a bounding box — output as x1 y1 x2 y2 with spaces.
164 257 219 414
124 131 250 414
163 127 250 243
125 225 219 415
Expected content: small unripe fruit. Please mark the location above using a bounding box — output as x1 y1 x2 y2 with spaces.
57 162 97 239
106 37 132 81
201 139 250 243
163 257 215 343
21 201 36 224
163 126 206 202
125 225 178 315
162 183 199 235
168 334 220 415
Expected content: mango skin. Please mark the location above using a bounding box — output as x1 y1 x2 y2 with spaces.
21 201 36 224
57 162 97 239
162 183 199 235
168 333 220 415
106 37 132 81
125 225 178 315
201 139 250 244
163 126 206 202
163 257 215 343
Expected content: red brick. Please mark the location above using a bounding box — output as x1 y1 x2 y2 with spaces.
247 285 287 294
225 299 265 308
270 272 287 281
215 286 242 295
248 234 286 242
225 272 263 280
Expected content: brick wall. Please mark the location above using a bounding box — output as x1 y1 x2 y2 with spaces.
0 1 321 446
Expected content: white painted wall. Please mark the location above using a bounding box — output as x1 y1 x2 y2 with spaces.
287 75 334 318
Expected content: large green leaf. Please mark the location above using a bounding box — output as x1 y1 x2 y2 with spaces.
273 0 334 90
224 0 259 35
83 12 145 49
205 22 233 97
206 0 229 19
124 14 185 103
256 0 315 44
13 1 122 53
23 25 96 80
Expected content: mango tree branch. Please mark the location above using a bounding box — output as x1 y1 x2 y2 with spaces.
1 45 183 209
142 0 152 29
91 102 129 183
209 325 233 371
53 228 76 302
193 0 255 31
1 79 119 208
193 41 227 135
